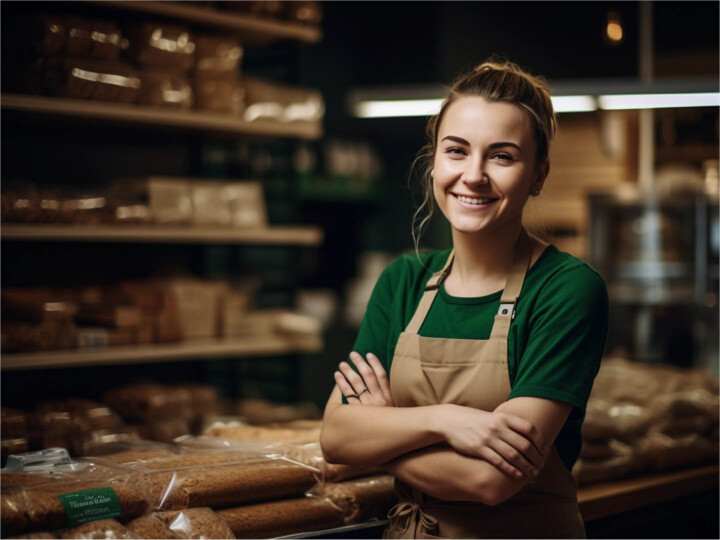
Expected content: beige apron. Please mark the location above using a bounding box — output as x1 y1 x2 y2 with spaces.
384 231 586 539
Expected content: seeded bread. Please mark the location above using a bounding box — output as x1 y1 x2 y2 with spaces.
127 507 235 539
216 496 343 538
59 518 133 539
311 475 397 524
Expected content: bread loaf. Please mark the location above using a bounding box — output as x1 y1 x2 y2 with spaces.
216 496 343 538
127 507 235 539
311 475 397 524
59 518 132 539
127 459 318 510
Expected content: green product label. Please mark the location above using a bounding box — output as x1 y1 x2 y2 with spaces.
56 487 122 527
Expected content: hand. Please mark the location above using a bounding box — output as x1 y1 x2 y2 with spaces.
439 404 548 480
334 352 395 407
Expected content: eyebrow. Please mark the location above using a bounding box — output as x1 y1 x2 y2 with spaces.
441 135 523 153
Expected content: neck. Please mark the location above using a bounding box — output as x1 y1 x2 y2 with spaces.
448 223 524 291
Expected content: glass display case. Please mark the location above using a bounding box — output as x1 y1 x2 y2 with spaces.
588 190 719 371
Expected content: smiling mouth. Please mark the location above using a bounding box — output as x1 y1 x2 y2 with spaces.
453 194 498 205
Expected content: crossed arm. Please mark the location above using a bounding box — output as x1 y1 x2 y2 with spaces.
320 352 572 506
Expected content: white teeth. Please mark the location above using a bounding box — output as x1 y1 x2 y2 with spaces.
456 195 494 205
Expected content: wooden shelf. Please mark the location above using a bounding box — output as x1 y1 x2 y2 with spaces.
578 464 719 521
84 0 322 45
1 224 323 246
1 334 323 371
1 94 322 139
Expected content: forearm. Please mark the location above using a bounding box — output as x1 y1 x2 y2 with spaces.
320 388 446 467
382 446 525 506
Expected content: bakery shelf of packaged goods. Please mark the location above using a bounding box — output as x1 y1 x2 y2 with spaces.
0 94 322 139
1 334 323 371
0 223 323 246
276 464 720 538
82 0 322 45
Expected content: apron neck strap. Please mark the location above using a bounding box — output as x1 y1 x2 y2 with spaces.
404 230 533 336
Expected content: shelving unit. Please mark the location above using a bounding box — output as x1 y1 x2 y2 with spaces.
1 334 323 371
1 224 323 245
1 2 327 401
1 94 322 139
83 0 322 45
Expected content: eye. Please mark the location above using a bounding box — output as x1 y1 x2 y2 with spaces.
492 152 515 162
445 147 466 156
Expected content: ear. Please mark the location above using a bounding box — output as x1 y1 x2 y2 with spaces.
532 160 550 196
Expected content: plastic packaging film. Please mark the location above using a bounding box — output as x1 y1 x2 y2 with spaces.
215 495 343 539
310 475 397 525
573 357 719 485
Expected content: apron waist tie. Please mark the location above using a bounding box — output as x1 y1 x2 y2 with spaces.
387 500 440 536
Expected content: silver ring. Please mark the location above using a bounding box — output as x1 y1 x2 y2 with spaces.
345 393 359 400
358 387 369 396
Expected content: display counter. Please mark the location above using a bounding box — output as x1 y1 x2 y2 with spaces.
283 464 719 539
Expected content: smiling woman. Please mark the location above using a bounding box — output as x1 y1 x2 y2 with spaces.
321 61 609 539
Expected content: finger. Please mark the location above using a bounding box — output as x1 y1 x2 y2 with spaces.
502 430 545 469
333 373 359 403
348 352 382 396
477 446 525 480
366 353 392 399
489 438 539 479
338 361 366 395
503 414 547 456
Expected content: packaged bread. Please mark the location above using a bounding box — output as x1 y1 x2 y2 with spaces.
194 35 242 74
126 507 235 539
242 77 323 123
43 57 141 103
2 408 29 440
131 418 192 444
193 72 244 114
124 456 319 510
216 495 343 538
1 319 78 353
126 23 195 70
281 442 382 483
203 422 321 444
310 475 397 524
104 384 193 423
1 479 148 536
285 1 322 25
137 68 193 109
60 518 133 539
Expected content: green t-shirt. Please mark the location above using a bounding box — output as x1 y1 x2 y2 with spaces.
350 245 609 470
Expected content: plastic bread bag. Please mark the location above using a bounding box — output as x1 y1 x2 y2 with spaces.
60 519 133 539
201 420 321 444
194 35 243 74
215 494 344 539
81 440 182 465
127 507 235 539
309 475 397 524
117 452 320 511
137 68 193 109
103 384 193 423
636 432 718 472
281 441 383 483
42 57 141 103
241 77 324 123
1 458 148 536
125 23 195 70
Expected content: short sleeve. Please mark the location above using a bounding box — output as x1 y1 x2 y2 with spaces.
350 257 404 372
508 266 609 413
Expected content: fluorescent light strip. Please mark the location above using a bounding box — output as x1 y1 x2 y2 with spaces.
598 92 719 110
551 95 597 112
354 99 441 118
353 92 719 118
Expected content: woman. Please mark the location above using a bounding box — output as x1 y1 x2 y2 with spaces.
320 61 609 539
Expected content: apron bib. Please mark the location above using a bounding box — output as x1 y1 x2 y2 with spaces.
384 231 585 539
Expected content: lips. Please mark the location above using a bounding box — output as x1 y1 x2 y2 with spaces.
452 193 499 206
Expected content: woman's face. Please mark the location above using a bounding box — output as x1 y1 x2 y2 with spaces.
432 96 547 236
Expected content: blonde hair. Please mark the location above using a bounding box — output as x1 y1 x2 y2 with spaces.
410 60 556 254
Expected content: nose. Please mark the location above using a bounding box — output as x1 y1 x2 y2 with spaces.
461 154 489 186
